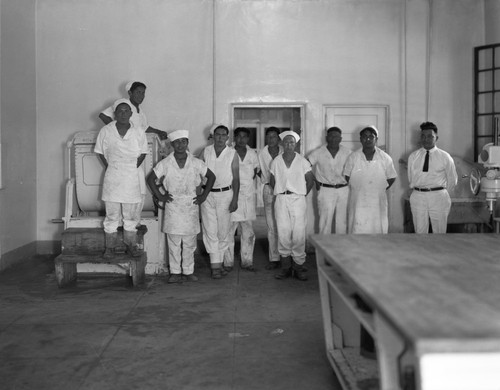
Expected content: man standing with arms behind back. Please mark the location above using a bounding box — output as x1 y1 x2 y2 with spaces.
408 121 458 233
308 126 351 234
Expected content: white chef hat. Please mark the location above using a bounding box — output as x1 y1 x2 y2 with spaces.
112 98 132 112
360 125 378 137
169 129 189 142
125 81 135 92
279 130 300 142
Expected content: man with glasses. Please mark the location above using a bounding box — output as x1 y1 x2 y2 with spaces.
407 121 457 233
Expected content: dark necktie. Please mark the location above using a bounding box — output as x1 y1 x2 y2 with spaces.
422 150 429 172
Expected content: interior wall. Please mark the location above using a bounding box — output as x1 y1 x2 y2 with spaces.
34 0 486 251
426 0 484 161
484 0 500 44
36 0 214 251
0 0 37 269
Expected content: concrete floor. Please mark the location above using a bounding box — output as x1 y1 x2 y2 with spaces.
0 225 341 390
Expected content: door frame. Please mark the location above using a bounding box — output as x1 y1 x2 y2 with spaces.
230 102 307 155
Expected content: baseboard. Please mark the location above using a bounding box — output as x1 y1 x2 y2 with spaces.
0 241 37 272
37 240 61 255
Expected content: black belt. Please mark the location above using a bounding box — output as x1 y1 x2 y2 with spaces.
204 185 232 192
318 182 347 189
414 187 444 192
280 190 295 195
264 183 269 185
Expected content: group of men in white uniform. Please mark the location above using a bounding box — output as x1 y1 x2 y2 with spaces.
94 83 457 283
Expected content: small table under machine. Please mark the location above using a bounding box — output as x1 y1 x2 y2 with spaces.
310 233 500 390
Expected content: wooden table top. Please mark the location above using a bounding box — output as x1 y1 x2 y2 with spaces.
310 233 500 354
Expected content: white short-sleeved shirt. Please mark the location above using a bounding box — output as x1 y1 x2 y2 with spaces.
308 144 351 185
202 145 236 188
153 152 207 235
258 145 283 184
94 122 148 203
270 153 312 196
408 146 457 191
101 99 148 132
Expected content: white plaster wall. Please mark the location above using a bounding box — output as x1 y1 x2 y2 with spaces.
0 0 37 266
426 0 484 161
485 0 500 43
35 0 486 248
36 0 214 248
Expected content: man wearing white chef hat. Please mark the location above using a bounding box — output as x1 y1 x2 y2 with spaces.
147 130 215 283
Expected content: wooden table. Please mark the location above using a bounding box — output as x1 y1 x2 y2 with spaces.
310 233 500 390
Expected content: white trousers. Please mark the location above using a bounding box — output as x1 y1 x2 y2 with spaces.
104 202 140 233
224 221 255 268
200 191 233 265
167 233 197 275
275 194 307 265
409 190 451 234
317 186 348 234
263 184 280 262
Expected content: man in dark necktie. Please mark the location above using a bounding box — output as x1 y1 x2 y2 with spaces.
407 122 458 233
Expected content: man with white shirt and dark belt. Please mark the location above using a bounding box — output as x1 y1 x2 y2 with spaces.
308 126 351 234
407 121 458 234
200 124 240 279
269 131 315 281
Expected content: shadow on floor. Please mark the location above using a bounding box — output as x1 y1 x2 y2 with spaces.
0 238 340 390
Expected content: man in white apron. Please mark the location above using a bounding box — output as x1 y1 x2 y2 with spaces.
408 122 457 233
343 126 397 234
147 130 215 283
94 99 148 258
98 81 169 232
269 131 315 281
257 127 283 270
200 125 240 279
224 127 260 271
308 127 351 234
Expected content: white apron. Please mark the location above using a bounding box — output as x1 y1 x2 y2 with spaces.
348 160 389 234
164 195 200 235
102 158 142 203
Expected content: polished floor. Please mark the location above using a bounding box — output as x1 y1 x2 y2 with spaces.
0 224 341 390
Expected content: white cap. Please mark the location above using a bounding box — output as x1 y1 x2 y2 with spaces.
112 98 132 111
125 81 135 92
361 125 378 137
169 129 189 142
279 130 300 142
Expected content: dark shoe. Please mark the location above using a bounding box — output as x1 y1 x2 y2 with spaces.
211 269 223 279
183 274 198 282
241 265 255 272
293 269 308 281
292 264 308 281
168 274 183 284
274 268 292 280
223 266 233 273
265 261 281 270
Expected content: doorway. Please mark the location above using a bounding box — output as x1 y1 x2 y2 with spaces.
231 103 306 214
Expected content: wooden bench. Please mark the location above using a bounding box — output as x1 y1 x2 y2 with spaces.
55 252 146 288
55 227 147 288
